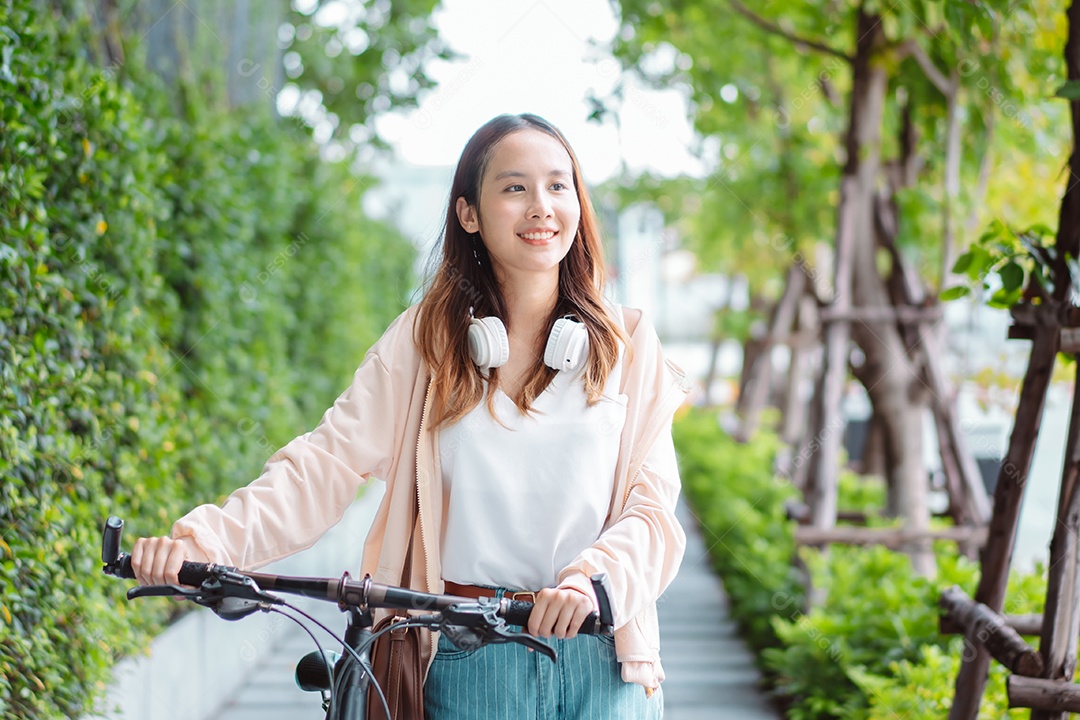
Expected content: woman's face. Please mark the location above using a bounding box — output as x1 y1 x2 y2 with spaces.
456 129 581 287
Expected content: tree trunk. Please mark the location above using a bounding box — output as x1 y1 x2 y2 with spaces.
849 361 889 481
864 406 888 481
702 309 724 407
806 8 889 529
737 266 806 441
851 310 934 574
815 8 937 575
781 291 818 446
736 334 769 424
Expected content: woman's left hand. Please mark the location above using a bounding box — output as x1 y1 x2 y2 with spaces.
527 586 596 640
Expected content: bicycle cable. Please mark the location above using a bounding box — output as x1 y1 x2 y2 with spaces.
273 599 392 720
265 606 340 719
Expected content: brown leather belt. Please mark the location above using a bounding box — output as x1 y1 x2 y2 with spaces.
444 581 539 603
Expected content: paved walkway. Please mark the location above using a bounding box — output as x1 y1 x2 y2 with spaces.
212 499 779 719
659 503 779 719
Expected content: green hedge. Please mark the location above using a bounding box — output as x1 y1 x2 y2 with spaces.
673 408 1047 719
0 4 413 717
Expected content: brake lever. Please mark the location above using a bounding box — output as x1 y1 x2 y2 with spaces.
127 584 200 600
440 601 558 662
505 631 557 660
125 573 281 621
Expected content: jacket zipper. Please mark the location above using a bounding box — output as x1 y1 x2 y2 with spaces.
415 378 434 591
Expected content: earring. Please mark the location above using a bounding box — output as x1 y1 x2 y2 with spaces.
472 233 482 267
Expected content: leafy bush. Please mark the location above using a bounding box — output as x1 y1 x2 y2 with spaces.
673 408 1049 719
0 4 414 717
673 408 802 651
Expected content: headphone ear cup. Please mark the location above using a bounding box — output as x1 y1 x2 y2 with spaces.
468 316 509 370
544 318 589 372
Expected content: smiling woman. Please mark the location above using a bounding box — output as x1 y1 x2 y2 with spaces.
456 131 581 285
133 113 688 720
417 114 624 422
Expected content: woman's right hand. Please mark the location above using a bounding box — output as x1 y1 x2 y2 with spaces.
130 536 210 586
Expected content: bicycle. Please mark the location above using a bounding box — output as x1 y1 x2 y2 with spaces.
100 516 616 719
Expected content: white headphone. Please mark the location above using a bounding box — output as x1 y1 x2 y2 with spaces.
467 313 590 372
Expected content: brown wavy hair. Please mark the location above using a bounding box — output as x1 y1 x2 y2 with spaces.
414 113 629 428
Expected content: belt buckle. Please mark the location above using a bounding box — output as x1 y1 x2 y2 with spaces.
509 590 536 603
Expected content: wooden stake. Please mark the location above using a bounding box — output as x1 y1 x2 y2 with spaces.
1008 676 1080 712
948 325 1059 719
780 292 818 446
809 175 859 530
796 525 987 548
736 264 805 442
939 586 1044 677
941 613 1043 637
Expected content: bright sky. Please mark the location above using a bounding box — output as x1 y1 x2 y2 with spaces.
371 0 709 182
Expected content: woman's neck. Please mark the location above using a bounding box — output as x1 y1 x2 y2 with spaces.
501 271 559 344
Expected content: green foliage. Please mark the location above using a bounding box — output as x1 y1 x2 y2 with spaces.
1056 79 1080 100
0 4 414 717
673 409 1049 719
764 546 984 719
284 0 451 147
673 408 803 652
606 0 1065 295
849 643 1020 720
836 472 886 515
943 219 1057 307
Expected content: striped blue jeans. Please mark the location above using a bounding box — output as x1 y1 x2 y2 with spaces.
423 629 664 719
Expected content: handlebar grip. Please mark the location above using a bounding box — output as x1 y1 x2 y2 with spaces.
502 599 533 626
177 561 213 587
112 553 137 580
102 517 123 564
108 556 211 586
500 600 602 634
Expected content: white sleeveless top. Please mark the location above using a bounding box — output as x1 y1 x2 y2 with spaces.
439 339 628 591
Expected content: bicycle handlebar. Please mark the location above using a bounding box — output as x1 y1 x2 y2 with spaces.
101 516 616 634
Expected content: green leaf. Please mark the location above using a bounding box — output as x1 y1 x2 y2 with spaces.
1000 261 1025 292
966 246 995 279
939 286 970 301
951 252 973 275
1055 80 1080 101
944 2 967 36
989 287 1022 308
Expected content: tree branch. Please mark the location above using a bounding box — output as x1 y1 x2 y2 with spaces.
899 38 953 96
728 0 853 62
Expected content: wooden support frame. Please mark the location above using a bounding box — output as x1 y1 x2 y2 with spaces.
1031 346 1080 719
949 4 1080 714
939 586 1044 677
735 264 807 442
949 324 1060 718
818 305 942 323
1008 676 1080 713
785 501 868 525
795 525 988 549
942 613 1044 637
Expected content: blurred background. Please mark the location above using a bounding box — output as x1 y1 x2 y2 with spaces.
0 0 1072 718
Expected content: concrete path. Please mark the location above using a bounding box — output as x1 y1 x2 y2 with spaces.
212 498 779 719
659 502 779 719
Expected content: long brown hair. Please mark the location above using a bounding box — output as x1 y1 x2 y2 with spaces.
414 113 629 428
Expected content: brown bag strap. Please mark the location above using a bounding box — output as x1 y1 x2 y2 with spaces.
371 496 422 720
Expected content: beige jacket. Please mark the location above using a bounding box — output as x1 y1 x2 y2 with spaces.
172 304 690 688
